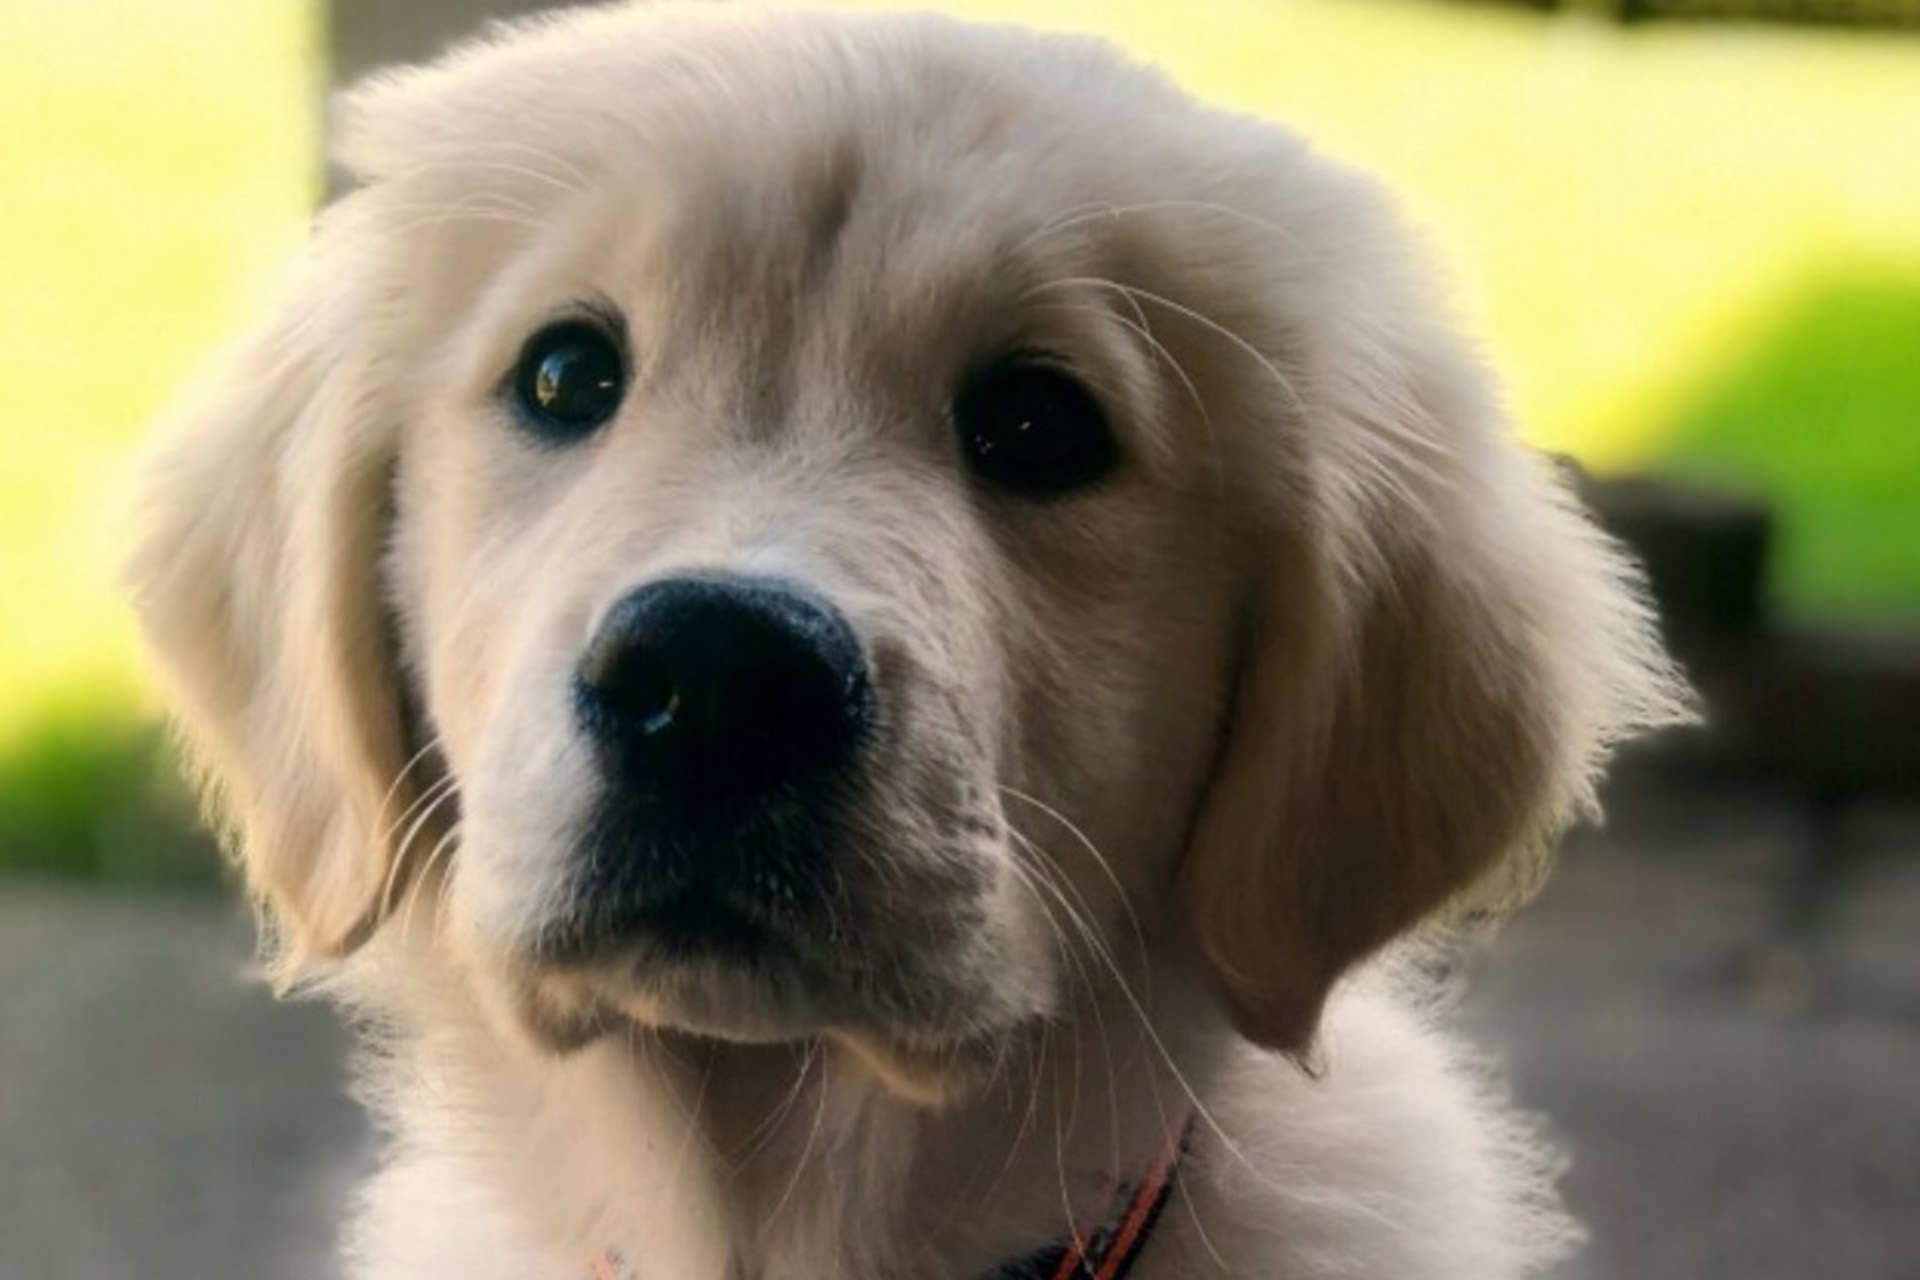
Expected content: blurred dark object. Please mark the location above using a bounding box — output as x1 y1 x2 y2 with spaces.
1576 464 1920 938
1451 0 1920 26
1591 475 1772 639
1618 0 1920 24
1580 467 1920 799
331 0 555 86
1745 627 1920 794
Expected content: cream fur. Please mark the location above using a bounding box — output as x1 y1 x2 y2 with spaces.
127 5 1691 1277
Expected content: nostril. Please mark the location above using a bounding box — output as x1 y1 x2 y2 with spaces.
580 639 681 738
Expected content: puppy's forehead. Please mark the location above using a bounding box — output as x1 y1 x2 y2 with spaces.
362 10 1210 319
615 46 1154 328
634 136 1065 384
347 7 1194 194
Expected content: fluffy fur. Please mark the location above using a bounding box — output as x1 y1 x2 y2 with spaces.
127 5 1690 1277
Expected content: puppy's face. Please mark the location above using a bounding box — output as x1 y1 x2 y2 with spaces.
130 5 1683 1102
385 54 1242 1089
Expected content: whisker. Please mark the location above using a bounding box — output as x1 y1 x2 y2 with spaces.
389 151 587 197
1009 199 1126 257
1005 827 1280 1196
377 774 462 918
1034 274 1310 420
371 734 445 840
377 203 553 240
663 1042 717 1210
729 1041 820 1170
766 1048 831 1223
1008 852 1095 1162
945 913 1062 1227
1028 299 1216 450
378 769 457 852
1017 198 1314 260
1007 835 1126 1181
460 142 592 192
395 819 462 943
1000 786 1150 980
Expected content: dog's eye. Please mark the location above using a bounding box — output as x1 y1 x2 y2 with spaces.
509 320 627 441
952 359 1118 498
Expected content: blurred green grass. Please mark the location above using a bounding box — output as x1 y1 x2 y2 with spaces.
3 0 1918 876
1659 273 1920 620
0 703 217 883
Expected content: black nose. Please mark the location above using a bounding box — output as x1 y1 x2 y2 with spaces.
574 574 870 824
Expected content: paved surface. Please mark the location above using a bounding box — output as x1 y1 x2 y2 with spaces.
2 784 1916 1280
1461 788 1920 1280
0 890 364 1280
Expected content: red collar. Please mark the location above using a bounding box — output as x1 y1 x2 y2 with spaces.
988 1105 1195 1280
585 1106 1195 1280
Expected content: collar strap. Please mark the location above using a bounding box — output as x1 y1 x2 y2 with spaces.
985 1105 1196 1280
585 1106 1196 1280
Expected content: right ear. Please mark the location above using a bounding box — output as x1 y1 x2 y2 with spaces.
126 195 432 977
1177 306 1692 1056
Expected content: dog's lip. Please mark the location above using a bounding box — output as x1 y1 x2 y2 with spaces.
532 883 796 969
623 888 780 961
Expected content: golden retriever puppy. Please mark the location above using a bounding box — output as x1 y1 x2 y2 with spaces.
127 4 1688 1277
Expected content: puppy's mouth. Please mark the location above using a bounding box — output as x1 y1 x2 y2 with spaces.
503 793 853 1028
610 889 778 962
536 880 804 969
502 823 1026 1103
528 773 853 981
516 898 1010 1104
514 892 819 1040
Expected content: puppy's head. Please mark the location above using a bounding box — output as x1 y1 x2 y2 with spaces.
128 5 1686 1099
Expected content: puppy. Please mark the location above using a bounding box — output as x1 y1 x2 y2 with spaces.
127 5 1689 1277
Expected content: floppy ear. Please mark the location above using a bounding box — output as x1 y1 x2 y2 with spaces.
127 197 430 977
1183 310 1691 1055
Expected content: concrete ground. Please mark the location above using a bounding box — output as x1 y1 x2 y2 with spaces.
1461 786 1920 1280
2 783 1916 1280
0 890 363 1280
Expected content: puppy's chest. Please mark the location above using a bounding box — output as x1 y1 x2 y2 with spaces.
559 1177 1158 1280
583 1143 1196 1280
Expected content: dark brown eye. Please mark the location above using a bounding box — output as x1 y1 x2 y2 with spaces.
508 319 627 442
952 358 1119 498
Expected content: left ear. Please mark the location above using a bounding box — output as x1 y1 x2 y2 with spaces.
125 192 433 980
1182 302 1692 1055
